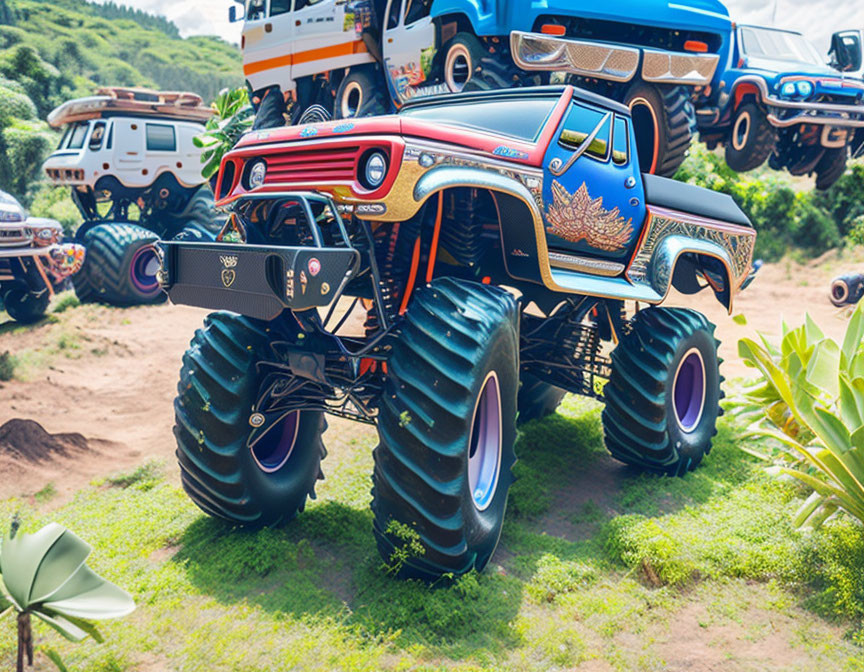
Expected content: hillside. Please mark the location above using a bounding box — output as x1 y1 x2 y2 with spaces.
0 0 241 109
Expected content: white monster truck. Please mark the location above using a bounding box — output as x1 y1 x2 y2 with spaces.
42 88 221 306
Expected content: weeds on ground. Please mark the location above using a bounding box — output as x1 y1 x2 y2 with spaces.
52 291 80 313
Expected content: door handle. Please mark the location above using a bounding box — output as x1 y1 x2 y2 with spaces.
387 37 393 43
265 22 273 32
295 20 301 26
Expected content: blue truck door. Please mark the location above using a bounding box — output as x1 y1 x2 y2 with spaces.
541 102 647 262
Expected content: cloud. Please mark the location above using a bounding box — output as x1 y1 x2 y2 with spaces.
96 0 863 53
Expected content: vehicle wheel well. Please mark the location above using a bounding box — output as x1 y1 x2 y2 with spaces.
435 13 477 44
733 83 762 111
671 252 733 311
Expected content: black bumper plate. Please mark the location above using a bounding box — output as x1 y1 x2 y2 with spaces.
160 241 360 321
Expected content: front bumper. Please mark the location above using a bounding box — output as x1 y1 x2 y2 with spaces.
736 77 864 129
159 240 361 321
0 242 86 291
511 30 720 86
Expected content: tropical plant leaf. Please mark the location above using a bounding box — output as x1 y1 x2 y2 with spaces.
43 647 69 672
0 592 11 617
733 309 864 530
1 523 135 637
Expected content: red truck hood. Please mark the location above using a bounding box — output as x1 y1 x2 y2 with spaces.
233 115 542 166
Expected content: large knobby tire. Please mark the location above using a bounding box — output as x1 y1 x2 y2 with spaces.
602 308 722 476
174 312 327 526
442 33 485 93
517 373 566 425
829 273 864 307
2 286 49 324
372 278 519 581
163 186 223 240
625 83 694 178
464 54 530 92
252 85 288 131
74 223 166 306
334 68 387 119
815 147 848 190
725 102 775 173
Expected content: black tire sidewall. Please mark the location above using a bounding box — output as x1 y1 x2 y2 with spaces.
2 287 48 323
725 102 774 172
664 328 720 464
460 320 518 564
335 69 385 119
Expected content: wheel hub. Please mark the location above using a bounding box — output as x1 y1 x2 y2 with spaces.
250 410 301 473
732 111 751 151
468 372 502 511
672 348 706 433
446 46 473 92
130 245 161 294
341 82 364 118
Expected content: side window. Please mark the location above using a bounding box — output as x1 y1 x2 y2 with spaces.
559 104 611 162
404 0 430 24
612 116 629 166
387 0 402 29
270 0 292 15
106 122 114 150
146 124 177 152
89 121 107 151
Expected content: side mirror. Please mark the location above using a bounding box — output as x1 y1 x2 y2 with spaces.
229 4 245 23
830 31 862 72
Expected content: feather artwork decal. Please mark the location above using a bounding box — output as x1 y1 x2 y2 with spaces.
545 181 634 252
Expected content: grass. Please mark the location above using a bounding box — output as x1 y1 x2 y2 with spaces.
1 401 863 671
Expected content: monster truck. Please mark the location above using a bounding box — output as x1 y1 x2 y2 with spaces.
159 85 756 581
233 0 733 177
695 25 864 190
829 28 864 159
0 190 85 324
42 88 222 306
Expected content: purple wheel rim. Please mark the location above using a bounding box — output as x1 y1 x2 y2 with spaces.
130 245 160 294
672 349 706 433
468 373 502 511
250 411 300 473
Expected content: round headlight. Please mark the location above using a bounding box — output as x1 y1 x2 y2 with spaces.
796 80 814 97
781 81 797 97
247 160 267 189
364 152 388 189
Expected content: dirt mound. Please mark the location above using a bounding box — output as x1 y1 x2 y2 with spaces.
0 418 88 461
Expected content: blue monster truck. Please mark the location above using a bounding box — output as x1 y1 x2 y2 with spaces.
235 0 732 177
695 24 864 190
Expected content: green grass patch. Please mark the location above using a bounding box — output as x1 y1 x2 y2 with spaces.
1 402 863 671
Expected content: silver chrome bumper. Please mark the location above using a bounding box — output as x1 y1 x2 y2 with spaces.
510 30 720 86
733 77 864 128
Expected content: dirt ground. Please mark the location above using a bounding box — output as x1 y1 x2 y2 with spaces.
0 252 862 670
0 252 860 501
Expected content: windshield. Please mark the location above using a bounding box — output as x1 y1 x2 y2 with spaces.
58 122 90 151
400 97 557 142
739 27 823 66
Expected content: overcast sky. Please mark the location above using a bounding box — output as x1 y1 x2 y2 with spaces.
93 0 862 53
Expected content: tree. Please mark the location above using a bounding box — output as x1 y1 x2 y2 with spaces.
0 518 135 672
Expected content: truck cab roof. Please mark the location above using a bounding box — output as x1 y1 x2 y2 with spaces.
399 85 631 118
